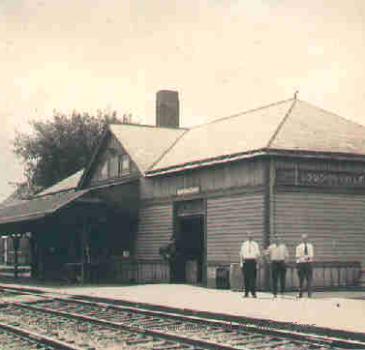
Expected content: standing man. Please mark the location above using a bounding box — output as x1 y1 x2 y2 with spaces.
159 236 177 283
265 236 289 297
295 234 314 298
240 232 260 298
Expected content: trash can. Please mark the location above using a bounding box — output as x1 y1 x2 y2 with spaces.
216 266 230 289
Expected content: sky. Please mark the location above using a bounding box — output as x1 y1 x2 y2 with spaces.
0 0 365 200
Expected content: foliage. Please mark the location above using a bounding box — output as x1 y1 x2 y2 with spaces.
13 110 129 194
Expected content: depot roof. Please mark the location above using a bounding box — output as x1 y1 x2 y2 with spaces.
109 98 365 176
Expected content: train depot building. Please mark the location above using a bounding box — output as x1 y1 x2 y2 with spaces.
0 91 364 290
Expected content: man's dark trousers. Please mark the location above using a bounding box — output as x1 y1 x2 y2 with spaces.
271 261 286 296
297 262 313 297
242 259 257 296
169 259 176 283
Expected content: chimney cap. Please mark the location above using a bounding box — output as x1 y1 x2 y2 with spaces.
157 89 179 95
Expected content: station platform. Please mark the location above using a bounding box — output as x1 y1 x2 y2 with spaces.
0 281 364 336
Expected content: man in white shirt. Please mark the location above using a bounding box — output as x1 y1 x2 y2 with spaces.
266 236 289 297
239 232 260 297
295 234 314 298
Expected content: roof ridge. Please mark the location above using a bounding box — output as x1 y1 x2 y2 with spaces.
189 97 294 130
147 129 190 171
266 98 297 148
110 123 189 131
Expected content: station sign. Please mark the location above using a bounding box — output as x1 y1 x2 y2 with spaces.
276 169 365 188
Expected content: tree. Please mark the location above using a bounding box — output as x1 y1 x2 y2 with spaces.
13 111 125 195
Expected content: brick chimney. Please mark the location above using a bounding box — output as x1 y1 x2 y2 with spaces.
156 90 179 128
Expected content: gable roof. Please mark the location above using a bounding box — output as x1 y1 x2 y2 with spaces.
34 169 84 197
109 124 186 174
146 98 365 175
85 98 365 179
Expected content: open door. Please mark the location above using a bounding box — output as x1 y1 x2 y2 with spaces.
173 199 205 284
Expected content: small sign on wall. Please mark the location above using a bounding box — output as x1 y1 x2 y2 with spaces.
176 186 200 196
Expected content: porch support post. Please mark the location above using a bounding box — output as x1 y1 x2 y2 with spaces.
263 157 275 291
80 219 87 284
29 233 37 279
4 237 8 265
12 234 21 279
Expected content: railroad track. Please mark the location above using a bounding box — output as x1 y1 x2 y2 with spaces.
0 285 364 350
0 302 199 350
0 320 78 350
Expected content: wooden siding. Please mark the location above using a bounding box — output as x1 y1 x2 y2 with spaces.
275 192 365 265
135 204 173 260
206 193 265 263
111 258 169 283
141 159 265 200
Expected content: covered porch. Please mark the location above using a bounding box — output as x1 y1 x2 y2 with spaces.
0 181 140 284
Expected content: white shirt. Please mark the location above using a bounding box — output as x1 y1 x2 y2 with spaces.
266 243 289 262
239 240 260 267
295 242 314 263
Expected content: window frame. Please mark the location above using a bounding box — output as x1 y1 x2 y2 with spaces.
118 154 131 176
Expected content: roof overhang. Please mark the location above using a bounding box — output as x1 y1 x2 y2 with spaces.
0 189 89 233
146 149 268 176
146 148 365 176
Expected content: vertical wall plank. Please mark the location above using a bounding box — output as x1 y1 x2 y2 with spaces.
275 192 365 266
206 193 265 263
135 204 173 260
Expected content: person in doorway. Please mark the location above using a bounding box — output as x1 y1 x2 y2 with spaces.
265 236 289 297
295 234 314 298
159 236 177 283
239 232 260 298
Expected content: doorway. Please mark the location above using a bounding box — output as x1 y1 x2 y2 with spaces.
175 215 205 284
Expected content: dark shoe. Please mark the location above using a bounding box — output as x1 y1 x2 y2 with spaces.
252 294 257 298
273 294 277 298
297 293 303 298
243 294 249 298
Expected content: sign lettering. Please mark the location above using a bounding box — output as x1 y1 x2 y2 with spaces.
176 186 200 196
276 169 365 188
